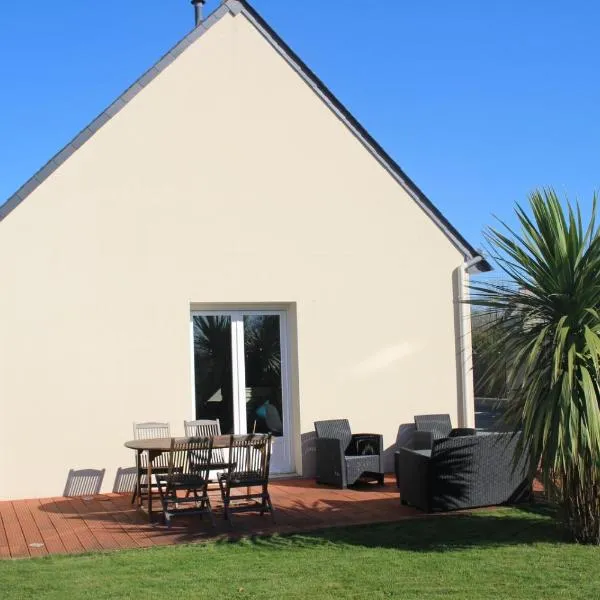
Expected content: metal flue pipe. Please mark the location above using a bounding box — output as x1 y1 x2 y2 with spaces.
191 0 207 27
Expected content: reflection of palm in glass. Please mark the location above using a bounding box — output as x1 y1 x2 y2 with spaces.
244 316 283 437
244 316 281 383
193 316 234 433
193 315 284 436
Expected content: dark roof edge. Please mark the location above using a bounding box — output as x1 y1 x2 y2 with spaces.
0 2 233 222
236 0 490 272
0 0 491 273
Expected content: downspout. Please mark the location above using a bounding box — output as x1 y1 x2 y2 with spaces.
457 255 484 428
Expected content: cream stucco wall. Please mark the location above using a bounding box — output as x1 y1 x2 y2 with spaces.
0 11 469 499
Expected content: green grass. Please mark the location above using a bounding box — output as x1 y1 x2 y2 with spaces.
1 507 599 599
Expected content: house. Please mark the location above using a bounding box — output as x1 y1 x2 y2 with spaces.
0 0 491 499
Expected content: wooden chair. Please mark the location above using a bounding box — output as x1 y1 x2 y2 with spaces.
184 419 222 438
184 419 228 481
131 421 171 506
156 437 215 528
218 434 274 524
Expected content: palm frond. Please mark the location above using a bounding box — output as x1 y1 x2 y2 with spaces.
469 188 600 543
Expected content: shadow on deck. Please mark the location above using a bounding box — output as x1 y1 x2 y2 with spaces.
0 475 429 559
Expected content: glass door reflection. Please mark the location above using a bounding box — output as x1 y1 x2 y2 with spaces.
192 315 234 434
243 315 284 437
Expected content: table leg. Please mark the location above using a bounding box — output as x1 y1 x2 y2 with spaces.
136 450 143 507
146 453 155 521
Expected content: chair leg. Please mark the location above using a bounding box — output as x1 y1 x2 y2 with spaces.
223 490 231 522
131 455 139 505
133 453 146 507
222 485 232 523
218 476 230 521
260 485 266 516
267 495 275 524
201 485 216 528
260 485 271 516
217 476 226 502
157 482 170 526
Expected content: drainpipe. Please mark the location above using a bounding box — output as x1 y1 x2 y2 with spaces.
457 255 484 428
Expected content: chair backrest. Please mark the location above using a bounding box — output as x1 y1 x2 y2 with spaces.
314 419 352 452
184 419 221 437
414 414 452 440
166 437 213 484
133 421 170 440
184 419 224 463
134 422 171 468
225 434 272 481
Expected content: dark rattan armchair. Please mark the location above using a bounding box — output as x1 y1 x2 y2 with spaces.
314 419 384 488
395 432 531 512
412 414 476 449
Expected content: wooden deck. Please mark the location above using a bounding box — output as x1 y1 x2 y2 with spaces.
0 476 426 559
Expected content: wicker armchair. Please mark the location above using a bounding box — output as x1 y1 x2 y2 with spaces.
395 432 531 512
412 414 475 449
314 419 384 488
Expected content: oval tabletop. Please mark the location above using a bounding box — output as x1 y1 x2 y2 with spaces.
124 434 268 451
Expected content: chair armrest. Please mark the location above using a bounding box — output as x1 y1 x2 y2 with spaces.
315 437 346 487
448 427 477 438
410 430 434 450
395 447 431 512
350 433 383 455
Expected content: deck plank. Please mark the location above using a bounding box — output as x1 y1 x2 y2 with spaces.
41 498 86 555
0 476 433 559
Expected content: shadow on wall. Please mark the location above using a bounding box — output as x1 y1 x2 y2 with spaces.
113 467 137 493
63 469 105 497
382 423 415 472
301 424 416 476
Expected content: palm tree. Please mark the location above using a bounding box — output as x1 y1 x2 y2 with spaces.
471 309 508 398
470 189 600 544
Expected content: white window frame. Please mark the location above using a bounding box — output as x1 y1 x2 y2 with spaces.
189 308 294 473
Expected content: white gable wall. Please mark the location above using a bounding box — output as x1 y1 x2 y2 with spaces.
0 12 467 499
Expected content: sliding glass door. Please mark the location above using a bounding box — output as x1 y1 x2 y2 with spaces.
191 310 293 474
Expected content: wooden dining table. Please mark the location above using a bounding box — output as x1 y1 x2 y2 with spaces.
124 434 267 520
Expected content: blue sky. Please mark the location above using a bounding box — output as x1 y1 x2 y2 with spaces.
1 0 598 254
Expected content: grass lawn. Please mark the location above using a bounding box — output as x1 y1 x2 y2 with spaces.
1 506 598 599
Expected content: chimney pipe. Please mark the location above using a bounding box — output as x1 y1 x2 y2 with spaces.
191 0 207 27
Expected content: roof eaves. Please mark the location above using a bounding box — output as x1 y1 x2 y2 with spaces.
0 0 491 274
0 3 232 222
234 0 491 273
